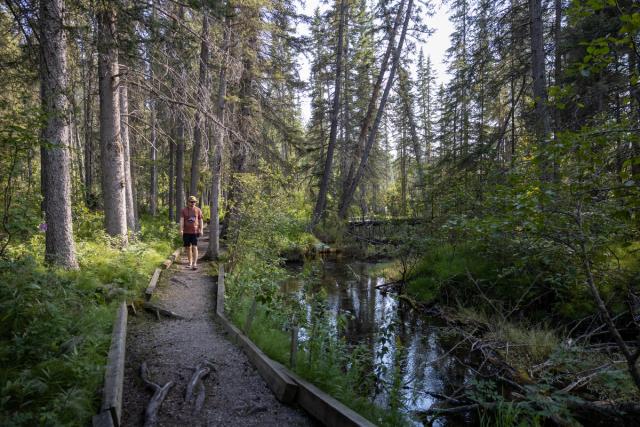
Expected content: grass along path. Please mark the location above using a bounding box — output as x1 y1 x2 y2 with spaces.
121 237 313 426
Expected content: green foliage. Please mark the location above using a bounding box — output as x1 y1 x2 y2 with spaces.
0 215 175 426
223 167 410 426
0 257 111 426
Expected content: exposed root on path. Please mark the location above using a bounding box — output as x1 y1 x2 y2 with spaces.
185 361 213 414
142 301 185 319
140 362 174 427
170 277 190 288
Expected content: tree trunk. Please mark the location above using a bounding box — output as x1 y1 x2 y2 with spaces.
169 137 175 222
149 1 158 216
98 5 128 242
340 0 407 213
150 106 158 215
398 67 428 207
40 0 78 268
83 41 94 207
310 0 347 229
175 118 185 219
190 12 210 200
119 76 136 232
529 0 552 181
206 23 230 260
339 0 413 218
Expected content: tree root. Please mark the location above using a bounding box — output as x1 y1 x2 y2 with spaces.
170 277 190 288
185 362 213 414
142 302 185 319
140 362 174 427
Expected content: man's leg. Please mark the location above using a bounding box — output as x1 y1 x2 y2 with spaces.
193 245 199 268
187 243 193 267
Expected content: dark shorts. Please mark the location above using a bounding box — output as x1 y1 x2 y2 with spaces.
183 233 198 247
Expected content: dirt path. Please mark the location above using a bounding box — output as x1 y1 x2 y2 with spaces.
121 237 314 426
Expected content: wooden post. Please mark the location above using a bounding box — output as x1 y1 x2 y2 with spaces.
244 297 257 334
216 264 225 316
289 325 298 369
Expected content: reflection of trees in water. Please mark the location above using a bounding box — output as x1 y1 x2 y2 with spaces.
285 257 471 413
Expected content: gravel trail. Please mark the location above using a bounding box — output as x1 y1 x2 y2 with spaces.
121 237 314 426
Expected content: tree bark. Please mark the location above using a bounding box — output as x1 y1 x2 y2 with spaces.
190 11 210 200
40 0 78 268
175 116 185 219
98 4 128 242
310 0 347 229
82 42 94 207
149 1 158 216
119 75 136 232
398 66 428 207
173 5 186 220
169 137 175 222
340 0 406 212
150 106 158 215
339 0 413 218
529 0 552 181
206 22 230 260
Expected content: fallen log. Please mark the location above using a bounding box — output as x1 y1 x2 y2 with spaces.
140 362 174 427
142 302 184 320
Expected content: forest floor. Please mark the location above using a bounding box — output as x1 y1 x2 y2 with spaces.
121 237 314 427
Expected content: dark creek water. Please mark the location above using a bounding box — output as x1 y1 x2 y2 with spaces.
283 256 476 426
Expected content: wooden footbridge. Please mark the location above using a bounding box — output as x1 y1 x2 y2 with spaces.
346 217 427 245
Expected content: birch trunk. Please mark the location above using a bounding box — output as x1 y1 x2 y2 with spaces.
40 0 78 268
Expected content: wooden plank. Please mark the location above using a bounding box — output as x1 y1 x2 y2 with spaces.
274 362 376 427
216 265 225 316
145 268 162 300
92 410 114 427
215 311 298 403
101 302 127 427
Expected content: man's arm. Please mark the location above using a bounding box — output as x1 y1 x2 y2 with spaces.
198 210 204 235
179 215 184 234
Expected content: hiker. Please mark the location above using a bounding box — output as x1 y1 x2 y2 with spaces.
180 196 203 270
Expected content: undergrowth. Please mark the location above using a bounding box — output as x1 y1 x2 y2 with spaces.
0 211 177 426
223 168 410 426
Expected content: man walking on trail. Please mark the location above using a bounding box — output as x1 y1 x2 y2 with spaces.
180 196 204 270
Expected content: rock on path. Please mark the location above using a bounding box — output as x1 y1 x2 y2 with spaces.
121 238 314 426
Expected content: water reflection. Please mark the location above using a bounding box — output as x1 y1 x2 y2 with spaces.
283 256 476 426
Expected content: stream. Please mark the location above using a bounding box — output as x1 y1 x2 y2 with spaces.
283 255 477 426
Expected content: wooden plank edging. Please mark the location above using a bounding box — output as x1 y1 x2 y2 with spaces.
213 265 376 426
145 268 162 300
215 311 298 403
95 301 127 427
274 361 376 427
216 264 225 316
